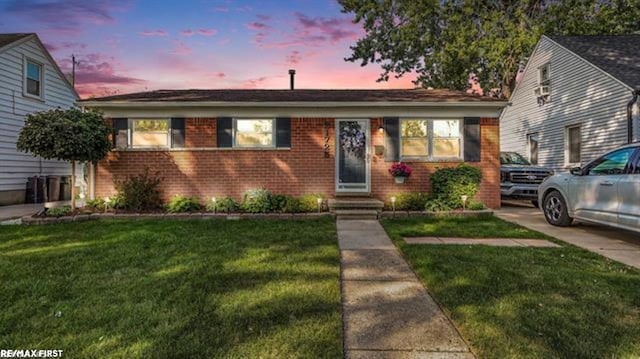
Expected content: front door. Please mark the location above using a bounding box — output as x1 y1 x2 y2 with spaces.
336 119 370 193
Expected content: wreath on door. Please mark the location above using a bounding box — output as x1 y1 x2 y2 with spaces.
340 122 366 158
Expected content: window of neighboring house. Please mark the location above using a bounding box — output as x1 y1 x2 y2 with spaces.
234 119 275 147
400 119 462 160
539 63 550 86
566 125 581 164
131 119 170 148
528 133 539 165
24 58 43 98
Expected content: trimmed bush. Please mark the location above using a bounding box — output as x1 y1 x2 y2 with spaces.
167 195 201 213
468 200 486 211
282 196 302 213
386 192 429 211
298 194 325 213
430 164 482 208
115 169 163 212
424 198 452 212
206 196 240 213
85 198 106 211
241 188 273 213
47 205 72 217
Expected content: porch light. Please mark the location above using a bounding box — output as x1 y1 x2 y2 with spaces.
378 125 384 133
461 195 468 211
317 197 323 213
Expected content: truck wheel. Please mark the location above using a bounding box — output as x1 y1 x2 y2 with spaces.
531 200 539 208
543 190 573 227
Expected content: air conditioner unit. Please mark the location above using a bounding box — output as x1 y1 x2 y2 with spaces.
533 85 551 97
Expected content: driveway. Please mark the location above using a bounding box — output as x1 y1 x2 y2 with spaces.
496 201 640 269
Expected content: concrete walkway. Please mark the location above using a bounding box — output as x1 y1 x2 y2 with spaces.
0 203 43 222
496 203 640 270
338 220 473 359
405 237 560 247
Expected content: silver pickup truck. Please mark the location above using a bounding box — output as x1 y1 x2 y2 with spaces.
500 152 554 207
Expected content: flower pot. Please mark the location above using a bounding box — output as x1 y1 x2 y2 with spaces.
394 176 406 184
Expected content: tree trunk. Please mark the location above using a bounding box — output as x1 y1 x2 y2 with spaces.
71 160 76 209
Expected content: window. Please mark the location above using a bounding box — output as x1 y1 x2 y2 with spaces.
566 125 581 164
528 133 539 165
234 119 274 147
400 119 462 159
587 147 635 176
401 119 428 157
131 119 170 148
24 58 43 98
538 63 550 85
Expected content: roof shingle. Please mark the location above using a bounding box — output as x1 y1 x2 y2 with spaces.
0 33 33 49
82 88 503 103
549 35 640 89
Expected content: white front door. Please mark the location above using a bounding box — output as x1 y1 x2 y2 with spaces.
336 119 370 193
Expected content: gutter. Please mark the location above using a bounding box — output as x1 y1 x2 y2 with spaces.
628 88 640 144
79 100 510 109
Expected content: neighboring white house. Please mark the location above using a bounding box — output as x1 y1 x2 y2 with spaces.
500 35 640 172
0 33 79 205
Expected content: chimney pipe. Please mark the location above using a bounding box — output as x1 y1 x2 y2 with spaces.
288 69 296 90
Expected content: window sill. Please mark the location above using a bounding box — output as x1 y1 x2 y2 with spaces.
400 157 464 163
113 147 291 152
22 93 45 103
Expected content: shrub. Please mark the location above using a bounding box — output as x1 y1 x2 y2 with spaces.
115 169 163 212
298 194 325 212
468 200 486 211
386 192 429 211
85 198 106 211
241 188 273 213
167 195 201 213
269 194 288 213
47 205 72 217
282 196 302 213
206 196 240 213
424 198 452 212
430 164 482 208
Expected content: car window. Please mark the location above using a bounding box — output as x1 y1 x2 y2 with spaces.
587 148 636 175
500 152 530 165
631 149 640 174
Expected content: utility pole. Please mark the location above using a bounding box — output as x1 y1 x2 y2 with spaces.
71 54 76 88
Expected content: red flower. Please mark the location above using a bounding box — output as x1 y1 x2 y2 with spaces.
389 163 412 177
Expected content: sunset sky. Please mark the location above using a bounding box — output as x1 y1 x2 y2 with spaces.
0 0 417 98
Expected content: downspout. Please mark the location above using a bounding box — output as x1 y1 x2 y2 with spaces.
627 88 640 144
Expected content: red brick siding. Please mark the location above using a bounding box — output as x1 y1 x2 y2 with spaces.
185 118 216 147
95 117 501 208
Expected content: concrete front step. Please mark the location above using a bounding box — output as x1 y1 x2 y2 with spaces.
334 209 379 220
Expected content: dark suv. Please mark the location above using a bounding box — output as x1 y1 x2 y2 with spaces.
500 152 554 207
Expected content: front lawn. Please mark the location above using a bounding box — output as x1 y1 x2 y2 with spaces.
0 218 342 358
382 215 640 358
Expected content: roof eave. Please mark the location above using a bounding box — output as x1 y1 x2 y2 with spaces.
80 100 509 108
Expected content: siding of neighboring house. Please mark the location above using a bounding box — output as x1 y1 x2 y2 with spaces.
500 36 637 172
0 36 78 205
94 117 501 208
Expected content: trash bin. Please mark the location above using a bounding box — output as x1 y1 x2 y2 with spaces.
47 176 61 202
25 176 46 203
59 176 71 201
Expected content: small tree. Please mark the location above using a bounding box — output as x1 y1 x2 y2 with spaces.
17 108 112 209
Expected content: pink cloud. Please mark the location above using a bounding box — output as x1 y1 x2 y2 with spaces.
214 6 229 12
246 22 270 31
171 40 192 55
139 30 168 37
286 50 302 65
242 76 269 89
181 28 217 37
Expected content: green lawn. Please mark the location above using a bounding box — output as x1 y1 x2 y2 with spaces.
382 215 640 358
0 218 342 358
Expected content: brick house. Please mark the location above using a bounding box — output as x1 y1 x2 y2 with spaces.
80 88 506 208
